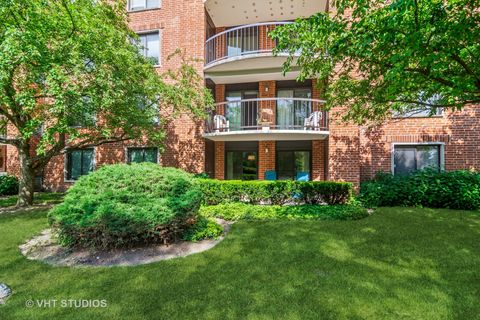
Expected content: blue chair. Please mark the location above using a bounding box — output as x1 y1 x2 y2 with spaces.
296 172 310 181
264 170 277 181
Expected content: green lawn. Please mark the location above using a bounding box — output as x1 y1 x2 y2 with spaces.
0 206 479 320
0 193 64 208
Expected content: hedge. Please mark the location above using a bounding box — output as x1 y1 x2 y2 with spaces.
360 170 480 210
199 203 369 221
196 180 353 206
49 164 202 249
0 175 19 196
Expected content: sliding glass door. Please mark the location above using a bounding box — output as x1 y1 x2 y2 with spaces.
276 89 312 129
226 91 258 130
277 151 311 180
226 151 258 180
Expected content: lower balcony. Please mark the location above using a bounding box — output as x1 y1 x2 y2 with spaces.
203 98 329 141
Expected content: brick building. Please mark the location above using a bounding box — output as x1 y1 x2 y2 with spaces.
4 0 480 190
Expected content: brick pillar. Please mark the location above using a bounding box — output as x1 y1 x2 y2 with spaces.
258 141 275 180
214 141 225 180
312 140 326 181
312 79 324 112
259 25 276 51
215 84 225 115
259 81 276 126
214 27 226 62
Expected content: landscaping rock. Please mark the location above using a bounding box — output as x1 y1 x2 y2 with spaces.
0 283 12 304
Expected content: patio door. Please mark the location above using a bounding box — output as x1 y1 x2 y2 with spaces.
226 91 258 130
226 151 258 180
276 89 312 129
226 25 259 58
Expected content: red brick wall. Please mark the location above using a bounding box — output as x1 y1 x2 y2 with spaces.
5 0 207 191
214 141 225 180
359 106 480 180
328 107 361 185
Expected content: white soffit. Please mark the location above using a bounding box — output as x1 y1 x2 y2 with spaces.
205 0 328 27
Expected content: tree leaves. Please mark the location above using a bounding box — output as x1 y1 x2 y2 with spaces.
271 0 480 124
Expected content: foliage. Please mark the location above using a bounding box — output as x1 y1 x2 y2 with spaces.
197 179 353 206
199 203 368 221
0 175 18 196
360 170 480 210
182 217 223 241
48 164 202 248
0 0 213 205
271 0 480 123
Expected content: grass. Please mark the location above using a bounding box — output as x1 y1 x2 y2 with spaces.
0 206 479 319
0 193 64 208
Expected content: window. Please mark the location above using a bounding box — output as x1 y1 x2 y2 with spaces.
136 96 160 125
226 151 257 180
394 107 443 118
67 96 96 127
393 145 442 175
129 0 160 11
226 25 258 57
277 151 311 180
137 32 160 65
277 89 312 129
127 148 158 164
66 149 94 181
225 91 258 130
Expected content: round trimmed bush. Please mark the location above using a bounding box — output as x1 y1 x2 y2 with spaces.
0 175 19 196
48 164 202 249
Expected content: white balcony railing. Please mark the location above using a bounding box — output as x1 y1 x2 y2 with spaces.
205 98 328 134
205 22 293 66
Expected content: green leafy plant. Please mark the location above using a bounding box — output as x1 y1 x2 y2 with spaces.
196 179 353 206
271 0 480 124
182 217 223 241
0 175 19 196
199 203 368 221
48 164 202 249
360 170 480 210
0 0 213 206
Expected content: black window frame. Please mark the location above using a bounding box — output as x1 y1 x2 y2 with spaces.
127 147 159 164
66 148 94 181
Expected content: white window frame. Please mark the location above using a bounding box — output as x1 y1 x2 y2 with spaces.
128 0 161 12
125 147 160 164
392 107 444 119
136 30 162 67
391 142 445 175
64 147 96 183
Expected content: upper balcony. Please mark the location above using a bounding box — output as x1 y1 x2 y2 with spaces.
204 0 328 28
204 97 329 142
204 22 300 84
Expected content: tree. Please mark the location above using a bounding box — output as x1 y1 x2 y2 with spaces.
0 0 213 206
271 0 480 123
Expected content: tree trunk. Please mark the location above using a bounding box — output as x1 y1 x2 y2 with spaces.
17 148 35 207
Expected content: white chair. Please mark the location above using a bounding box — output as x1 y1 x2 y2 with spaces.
304 111 323 131
213 115 229 132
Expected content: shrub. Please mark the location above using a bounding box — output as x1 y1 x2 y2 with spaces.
48 164 202 249
360 170 480 210
199 203 369 221
182 217 223 241
196 180 353 206
0 175 19 196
